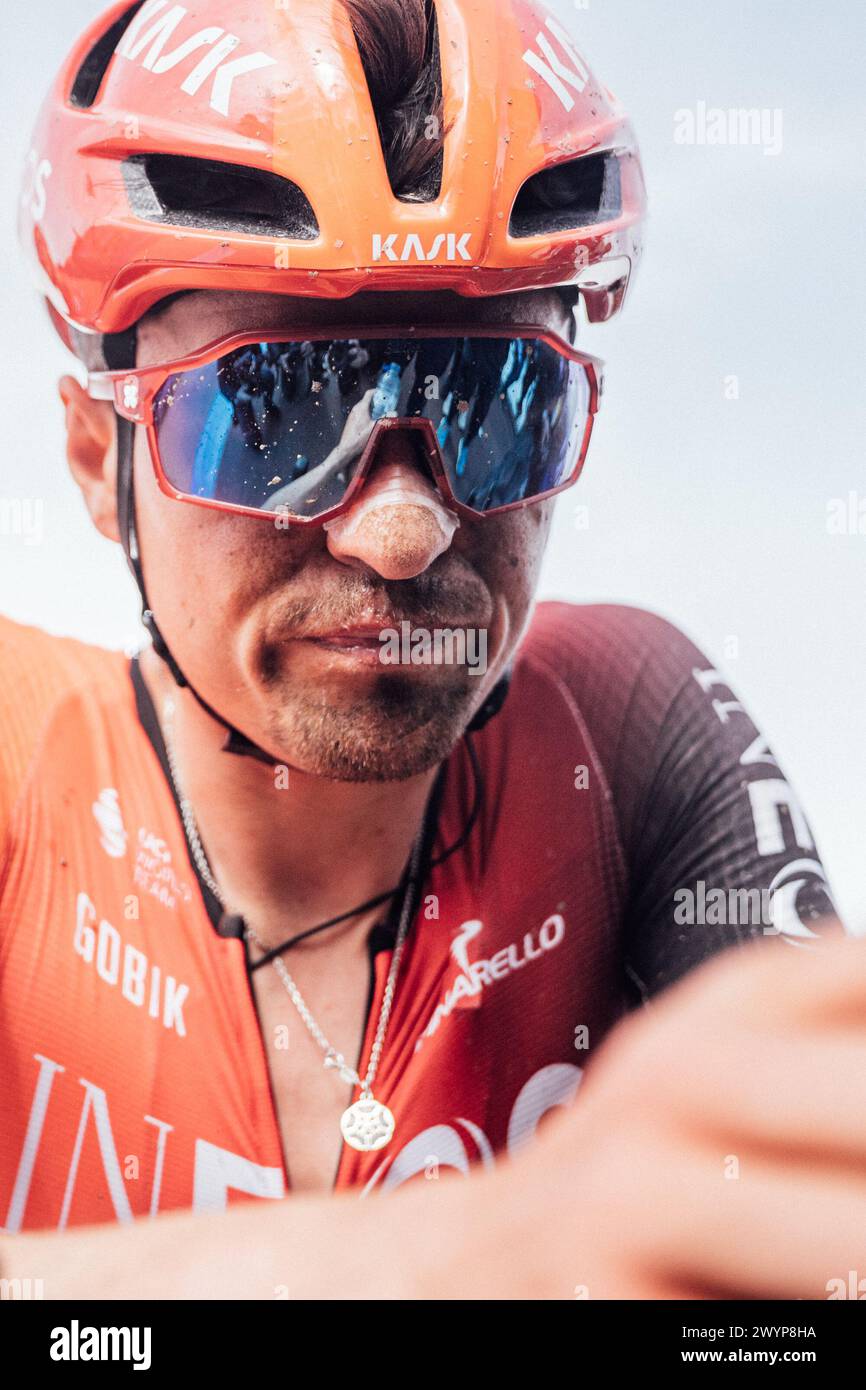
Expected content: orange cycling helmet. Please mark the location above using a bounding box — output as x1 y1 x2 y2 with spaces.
20 0 646 354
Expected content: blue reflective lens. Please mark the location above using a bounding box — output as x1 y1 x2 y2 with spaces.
152 337 590 517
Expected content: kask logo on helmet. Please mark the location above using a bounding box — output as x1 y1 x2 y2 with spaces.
521 13 590 113
21 150 51 224
114 0 277 118
372 233 473 264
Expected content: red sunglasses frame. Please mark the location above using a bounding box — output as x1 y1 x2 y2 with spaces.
88 324 604 525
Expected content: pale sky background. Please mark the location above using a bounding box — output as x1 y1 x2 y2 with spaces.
0 1 863 923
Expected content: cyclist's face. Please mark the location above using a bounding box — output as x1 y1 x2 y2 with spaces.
132 289 573 781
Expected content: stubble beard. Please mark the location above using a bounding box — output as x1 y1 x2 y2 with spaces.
263 670 478 781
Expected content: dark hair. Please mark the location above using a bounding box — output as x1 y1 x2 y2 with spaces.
342 0 446 201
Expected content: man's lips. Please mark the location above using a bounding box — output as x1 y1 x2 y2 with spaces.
304 628 385 650
298 623 399 660
296 620 480 662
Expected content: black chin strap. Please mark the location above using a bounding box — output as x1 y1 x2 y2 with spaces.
115 416 512 765
116 415 281 766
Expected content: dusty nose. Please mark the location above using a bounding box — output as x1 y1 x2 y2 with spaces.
324 439 459 580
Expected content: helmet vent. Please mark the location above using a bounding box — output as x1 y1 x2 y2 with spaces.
509 152 622 238
123 154 320 240
344 0 446 203
69 1 147 109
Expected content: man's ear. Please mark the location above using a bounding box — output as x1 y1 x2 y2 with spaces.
59 376 120 543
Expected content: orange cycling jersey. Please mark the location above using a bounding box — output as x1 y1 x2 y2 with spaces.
0 602 837 1232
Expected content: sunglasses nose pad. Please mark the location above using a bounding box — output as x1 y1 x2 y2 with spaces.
362 422 441 490
324 434 460 581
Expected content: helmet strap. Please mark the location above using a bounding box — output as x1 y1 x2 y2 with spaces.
114 415 511 764
115 414 279 766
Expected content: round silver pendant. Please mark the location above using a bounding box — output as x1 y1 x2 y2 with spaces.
340 1098 396 1152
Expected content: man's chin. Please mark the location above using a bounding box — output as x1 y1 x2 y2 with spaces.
264 678 477 783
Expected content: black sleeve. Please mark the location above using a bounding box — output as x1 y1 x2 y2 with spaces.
536 604 841 999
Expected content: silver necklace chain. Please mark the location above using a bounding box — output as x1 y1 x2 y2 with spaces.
163 700 225 903
244 841 421 1095
161 696 423 1150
